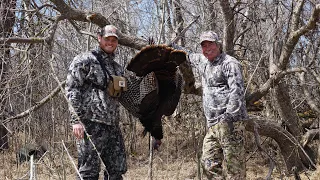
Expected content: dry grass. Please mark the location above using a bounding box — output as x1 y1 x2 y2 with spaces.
1 125 319 179
1 143 319 180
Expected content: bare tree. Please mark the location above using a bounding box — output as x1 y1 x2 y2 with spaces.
0 0 320 179
0 0 17 150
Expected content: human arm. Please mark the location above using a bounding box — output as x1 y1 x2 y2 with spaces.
65 55 91 125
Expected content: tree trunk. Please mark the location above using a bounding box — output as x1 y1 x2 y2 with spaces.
219 0 235 56
205 0 217 31
0 0 17 150
273 83 302 137
173 0 185 46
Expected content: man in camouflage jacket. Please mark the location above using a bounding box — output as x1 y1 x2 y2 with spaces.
65 25 127 180
174 31 248 180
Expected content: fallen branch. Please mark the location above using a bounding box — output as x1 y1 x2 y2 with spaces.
245 115 316 173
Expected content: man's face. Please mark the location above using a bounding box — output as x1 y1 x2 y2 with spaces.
201 41 220 61
98 36 118 54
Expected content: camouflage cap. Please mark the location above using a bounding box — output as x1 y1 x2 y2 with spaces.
101 25 118 39
200 31 219 44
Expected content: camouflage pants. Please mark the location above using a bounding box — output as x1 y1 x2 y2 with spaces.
76 121 127 180
202 121 246 180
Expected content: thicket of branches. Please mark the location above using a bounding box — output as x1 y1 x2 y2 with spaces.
0 0 319 179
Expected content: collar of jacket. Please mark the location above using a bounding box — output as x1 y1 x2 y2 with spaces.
209 52 226 65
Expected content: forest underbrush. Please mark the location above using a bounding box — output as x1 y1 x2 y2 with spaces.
0 126 319 180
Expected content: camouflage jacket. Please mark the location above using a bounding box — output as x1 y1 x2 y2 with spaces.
189 52 248 127
172 44 248 128
65 47 124 125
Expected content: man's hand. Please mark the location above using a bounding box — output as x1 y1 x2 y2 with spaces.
153 138 162 151
72 123 84 139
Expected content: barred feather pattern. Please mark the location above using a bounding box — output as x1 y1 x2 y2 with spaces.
119 45 186 140
118 72 158 118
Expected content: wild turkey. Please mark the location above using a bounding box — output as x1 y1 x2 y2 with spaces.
119 45 186 140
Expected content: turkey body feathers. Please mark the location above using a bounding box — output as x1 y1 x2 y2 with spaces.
127 45 186 77
125 45 186 140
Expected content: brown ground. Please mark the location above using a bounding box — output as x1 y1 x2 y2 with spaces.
1 148 319 180
1 127 319 180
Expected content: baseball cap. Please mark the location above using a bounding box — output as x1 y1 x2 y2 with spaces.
101 25 118 39
200 31 219 44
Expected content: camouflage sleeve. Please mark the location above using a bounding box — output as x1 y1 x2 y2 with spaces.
218 60 246 122
65 54 91 124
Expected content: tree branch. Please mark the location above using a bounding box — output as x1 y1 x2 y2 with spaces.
2 81 66 124
302 129 319 147
0 37 45 44
0 15 65 45
170 15 200 45
49 0 148 50
247 4 320 105
246 67 307 105
279 3 320 69
298 72 320 114
290 0 304 32
246 115 316 172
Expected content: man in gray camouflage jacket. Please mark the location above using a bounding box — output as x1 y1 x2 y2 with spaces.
65 25 127 180
174 31 248 179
